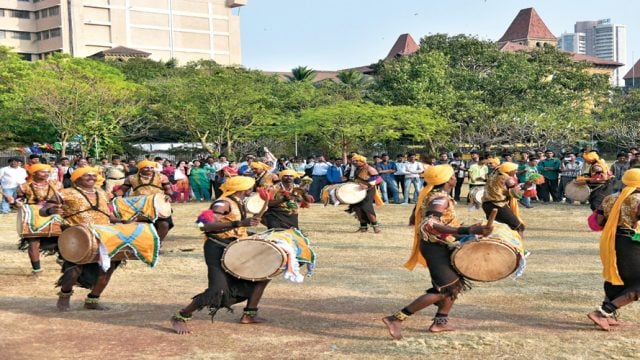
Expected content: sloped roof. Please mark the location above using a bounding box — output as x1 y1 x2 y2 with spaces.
91 46 151 58
623 59 640 79
384 33 420 61
498 8 556 42
498 41 531 53
571 53 623 68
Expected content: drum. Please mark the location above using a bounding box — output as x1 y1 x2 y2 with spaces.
335 183 367 204
16 203 63 238
468 187 484 207
245 193 266 214
222 237 287 281
59 223 160 265
565 181 590 202
451 223 523 282
222 229 316 282
320 184 342 205
111 194 172 222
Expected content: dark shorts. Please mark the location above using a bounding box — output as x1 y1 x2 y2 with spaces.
482 202 523 231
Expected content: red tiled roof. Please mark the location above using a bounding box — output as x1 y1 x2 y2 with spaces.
623 59 640 79
385 33 419 61
498 8 556 42
571 53 623 68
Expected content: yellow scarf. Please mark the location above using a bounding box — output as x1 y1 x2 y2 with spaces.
404 164 454 270
600 168 640 285
497 162 524 225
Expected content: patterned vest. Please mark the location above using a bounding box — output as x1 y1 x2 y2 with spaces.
59 187 111 225
130 173 165 196
22 180 60 204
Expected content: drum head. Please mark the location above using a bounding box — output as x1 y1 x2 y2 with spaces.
451 239 520 282
470 187 484 205
155 195 172 218
59 226 95 264
565 181 590 202
245 193 266 214
222 238 286 281
335 183 367 204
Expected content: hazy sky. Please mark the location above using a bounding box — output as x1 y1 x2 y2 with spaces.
238 0 639 75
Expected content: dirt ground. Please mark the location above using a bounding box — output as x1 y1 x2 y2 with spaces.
1 200 640 359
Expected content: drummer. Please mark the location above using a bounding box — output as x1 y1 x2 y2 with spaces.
171 176 266 334
250 161 277 190
580 150 613 211
482 162 526 238
40 167 125 311
382 165 493 339
113 160 174 241
346 154 383 233
263 169 313 229
16 164 62 276
588 169 640 331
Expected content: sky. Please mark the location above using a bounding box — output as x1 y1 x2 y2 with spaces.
238 0 640 77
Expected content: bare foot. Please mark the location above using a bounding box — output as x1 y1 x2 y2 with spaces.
373 227 382 234
239 314 267 324
30 270 43 278
171 316 192 334
382 316 402 340
57 296 70 312
607 317 625 326
429 319 455 333
587 311 612 331
84 301 110 310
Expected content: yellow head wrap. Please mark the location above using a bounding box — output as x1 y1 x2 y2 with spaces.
219 176 256 198
279 169 299 179
583 151 600 163
498 162 518 174
249 161 271 171
351 154 367 163
405 164 455 270
28 163 51 175
599 168 640 285
70 167 99 182
486 157 500 167
137 160 157 169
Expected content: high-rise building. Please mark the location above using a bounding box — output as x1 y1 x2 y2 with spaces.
557 32 586 54
0 0 246 65
564 19 627 86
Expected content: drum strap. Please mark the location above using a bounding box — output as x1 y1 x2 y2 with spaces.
63 187 111 220
132 173 165 192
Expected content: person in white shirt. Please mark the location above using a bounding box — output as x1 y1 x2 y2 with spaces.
309 155 331 202
0 157 27 213
402 154 424 204
394 154 407 201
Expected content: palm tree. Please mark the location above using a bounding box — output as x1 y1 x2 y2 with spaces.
287 66 316 82
336 69 367 87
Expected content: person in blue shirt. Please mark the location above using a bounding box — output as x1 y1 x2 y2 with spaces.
376 153 399 204
326 158 345 185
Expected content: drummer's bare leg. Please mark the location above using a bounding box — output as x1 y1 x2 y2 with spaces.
240 280 270 324
28 239 42 276
171 301 199 334
382 292 447 339
367 213 381 233
155 221 170 243
84 264 117 310
57 265 82 311
429 297 455 333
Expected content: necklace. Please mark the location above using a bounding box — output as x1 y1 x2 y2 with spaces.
77 187 96 194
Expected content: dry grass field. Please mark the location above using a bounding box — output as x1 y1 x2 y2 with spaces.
1 200 640 359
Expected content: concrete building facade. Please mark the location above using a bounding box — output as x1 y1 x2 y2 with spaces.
0 0 246 64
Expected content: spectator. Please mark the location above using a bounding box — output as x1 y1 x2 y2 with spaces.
376 153 399 204
449 152 466 202
189 160 211 202
559 152 582 203
611 152 630 193
394 154 407 202
402 154 424 204
326 158 345 185
0 157 27 214
537 150 561 203
309 155 330 202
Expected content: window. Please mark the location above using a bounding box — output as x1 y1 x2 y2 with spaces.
41 31 49 40
39 9 48 18
48 7 60 16
11 10 30 19
18 53 32 61
12 31 31 40
0 31 5 39
18 0 30 2
34 11 39 19
0 9 4 17
50 28 61 38
35 32 41 40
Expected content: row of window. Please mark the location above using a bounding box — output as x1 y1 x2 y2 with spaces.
0 6 60 19
0 28 61 41
35 28 61 40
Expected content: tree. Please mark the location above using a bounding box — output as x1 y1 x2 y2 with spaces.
597 88 640 150
287 66 316 82
7 54 146 156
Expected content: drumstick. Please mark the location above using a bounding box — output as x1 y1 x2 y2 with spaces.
256 196 269 218
486 208 498 227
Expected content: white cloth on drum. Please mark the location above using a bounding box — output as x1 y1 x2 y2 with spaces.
273 239 305 283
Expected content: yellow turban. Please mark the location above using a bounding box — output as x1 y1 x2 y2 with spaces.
28 164 51 175
249 161 271 171
351 154 367 163
486 157 500 167
137 160 157 169
600 168 640 285
279 169 299 179
405 164 455 270
70 167 99 182
583 151 600 163
220 176 256 198
498 162 518 174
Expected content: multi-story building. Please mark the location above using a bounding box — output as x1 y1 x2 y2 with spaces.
557 32 586 54
0 0 246 65
575 21 597 55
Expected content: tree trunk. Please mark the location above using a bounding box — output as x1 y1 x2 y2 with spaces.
60 133 69 157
